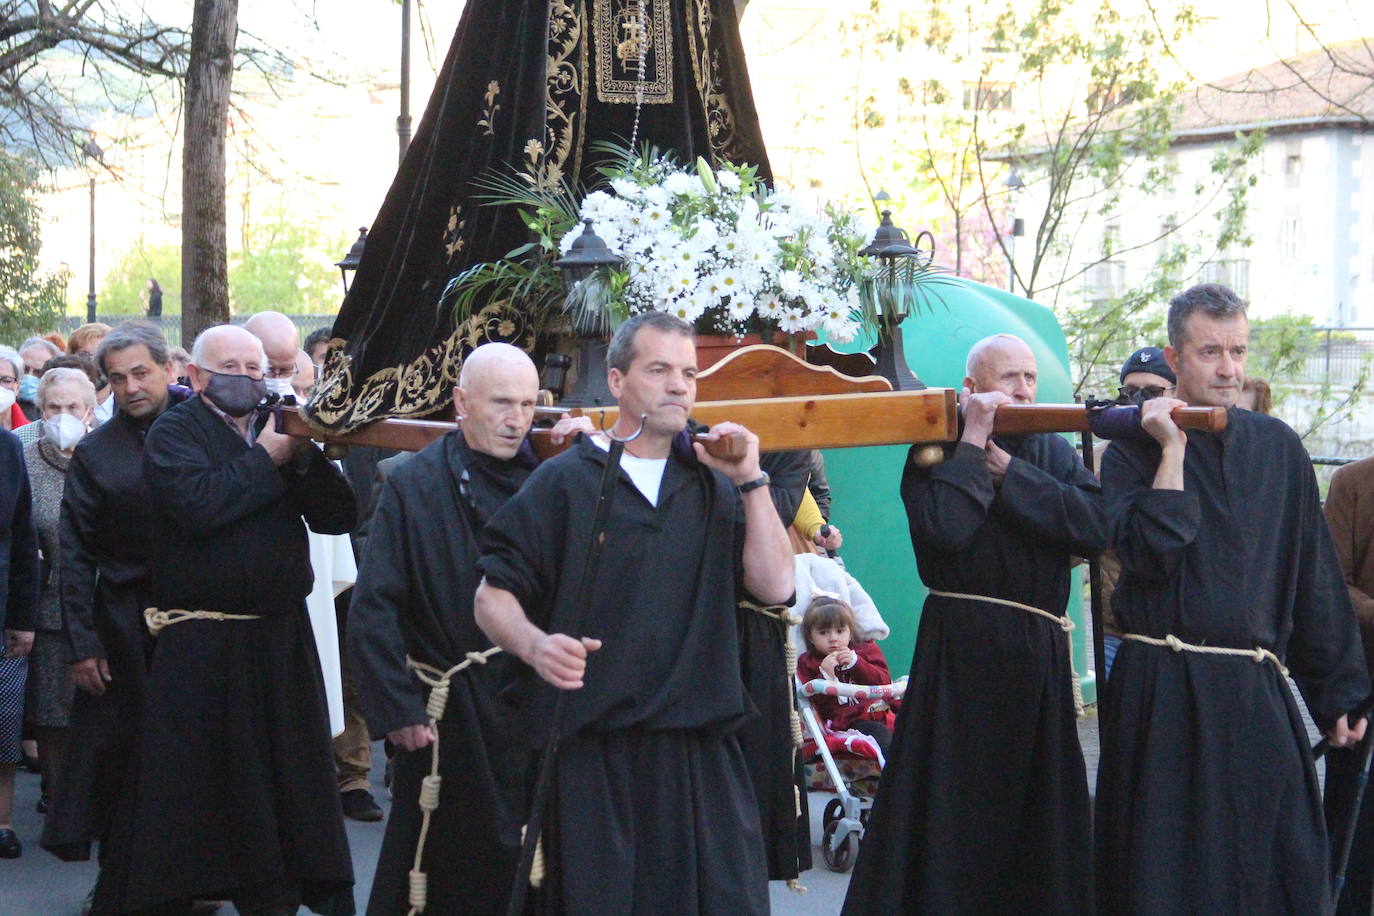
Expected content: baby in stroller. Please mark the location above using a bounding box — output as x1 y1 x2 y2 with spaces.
796 597 901 755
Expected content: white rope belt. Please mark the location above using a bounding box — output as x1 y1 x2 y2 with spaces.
927 589 1085 720
1120 632 1289 677
404 648 503 913
143 607 263 635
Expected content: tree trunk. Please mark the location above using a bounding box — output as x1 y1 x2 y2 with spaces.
181 0 238 345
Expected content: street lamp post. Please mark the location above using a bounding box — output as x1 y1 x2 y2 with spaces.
81 139 105 323
1004 167 1026 295
397 0 412 164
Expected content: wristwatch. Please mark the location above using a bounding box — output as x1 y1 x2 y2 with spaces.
736 471 770 493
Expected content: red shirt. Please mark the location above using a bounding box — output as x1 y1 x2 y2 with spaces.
797 640 900 731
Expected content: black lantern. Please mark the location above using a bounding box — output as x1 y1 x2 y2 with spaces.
336 227 368 295
553 220 624 408
860 211 931 390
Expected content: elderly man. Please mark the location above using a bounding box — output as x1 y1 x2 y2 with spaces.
243 310 302 400
349 343 589 915
91 325 356 916
244 313 380 821
843 333 1107 915
18 336 62 420
1096 283 1369 914
475 312 794 914
42 322 189 864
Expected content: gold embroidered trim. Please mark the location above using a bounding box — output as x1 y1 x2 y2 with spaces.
684 0 745 166
478 80 501 136
540 0 590 189
302 301 536 435
594 0 673 104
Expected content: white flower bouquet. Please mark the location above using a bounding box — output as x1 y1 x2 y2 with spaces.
445 145 884 342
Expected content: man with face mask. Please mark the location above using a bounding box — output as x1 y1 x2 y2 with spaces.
41 322 191 867
242 313 382 822
243 310 305 403
89 325 357 916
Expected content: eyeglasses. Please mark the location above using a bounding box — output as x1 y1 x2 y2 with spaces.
263 366 297 379
0 376 17 386
1117 385 1175 403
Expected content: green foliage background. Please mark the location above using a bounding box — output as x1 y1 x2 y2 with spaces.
0 152 69 343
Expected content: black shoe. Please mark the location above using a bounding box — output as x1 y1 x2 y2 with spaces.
36 793 49 815
19 753 39 773
0 827 21 858
340 788 383 822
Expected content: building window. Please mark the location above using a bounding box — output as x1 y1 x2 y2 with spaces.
1279 217 1302 262
1083 259 1126 303
1201 259 1251 299
962 81 1014 112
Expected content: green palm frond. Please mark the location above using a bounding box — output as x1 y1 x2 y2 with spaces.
856 263 962 330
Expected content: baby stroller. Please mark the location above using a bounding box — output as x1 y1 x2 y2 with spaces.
796 676 907 871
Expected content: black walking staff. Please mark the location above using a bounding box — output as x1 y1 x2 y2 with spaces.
505 414 646 916
1313 692 1374 911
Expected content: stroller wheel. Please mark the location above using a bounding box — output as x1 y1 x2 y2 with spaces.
822 799 844 829
821 819 856 872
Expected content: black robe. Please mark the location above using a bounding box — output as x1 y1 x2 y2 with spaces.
348 433 534 916
1096 408 1369 915
842 435 1107 916
93 396 357 915
42 391 189 861
479 436 769 916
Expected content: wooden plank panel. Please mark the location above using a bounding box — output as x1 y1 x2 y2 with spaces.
694 344 892 401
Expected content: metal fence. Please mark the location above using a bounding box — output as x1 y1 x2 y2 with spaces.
52 314 339 348
1248 326 1374 388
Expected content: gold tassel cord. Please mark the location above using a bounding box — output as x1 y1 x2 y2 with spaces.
404 648 503 914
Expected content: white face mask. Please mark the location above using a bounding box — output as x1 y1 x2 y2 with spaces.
266 377 296 399
0 387 14 413
43 413 88 451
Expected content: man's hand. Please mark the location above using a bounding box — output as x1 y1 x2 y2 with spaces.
1139 397 1187 451
72 657 112 696
693 421 761 485
1326 714 1368 749
532 633 602 690
985 440 1012 486
3 629 33 658
547 415 595 446
814 525 843 553
388 723 436 752
959 388 1011 450
257 422 309 466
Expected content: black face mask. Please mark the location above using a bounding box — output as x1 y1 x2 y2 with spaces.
202 371 268 417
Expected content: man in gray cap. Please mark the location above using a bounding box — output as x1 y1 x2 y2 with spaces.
1115 345 1176 406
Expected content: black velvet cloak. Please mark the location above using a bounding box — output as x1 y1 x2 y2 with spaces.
348 432 534 916
92 396 357 915
42 392 189 862
1095 408 1369 915
307 0 772 434
842 435 1107 916
479 435 769 915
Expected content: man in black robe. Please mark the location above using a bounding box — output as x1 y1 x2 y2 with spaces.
93 325 357 916
348 343 591 915
43 322 188 863
842 334 1107 916
474 312 794 915
1096 283 1370 914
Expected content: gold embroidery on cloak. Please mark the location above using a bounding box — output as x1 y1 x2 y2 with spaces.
684 0 744 165
593 0 673 104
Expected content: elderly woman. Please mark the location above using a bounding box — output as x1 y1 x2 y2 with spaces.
0 347 31 433
22 368 95 816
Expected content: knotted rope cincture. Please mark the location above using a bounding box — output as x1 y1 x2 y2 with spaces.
739 600 808 896
1120 632 1289 677
143 607 263 635
404 648 503 914
928 590 1086 720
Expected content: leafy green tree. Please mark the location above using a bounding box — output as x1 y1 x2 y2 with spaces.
228 215 343 314
99 241 182 315
0 151 68 343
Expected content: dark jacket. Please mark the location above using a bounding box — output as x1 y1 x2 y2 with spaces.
0 427 39 632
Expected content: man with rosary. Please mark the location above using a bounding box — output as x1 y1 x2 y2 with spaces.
475 311 794 915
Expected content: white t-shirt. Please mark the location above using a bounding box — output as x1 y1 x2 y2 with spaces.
593 435 667 506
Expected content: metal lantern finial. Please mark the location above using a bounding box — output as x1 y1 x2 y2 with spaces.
553 220 625 409
860 211 931 391
553 219 624 285
336 227 369 295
